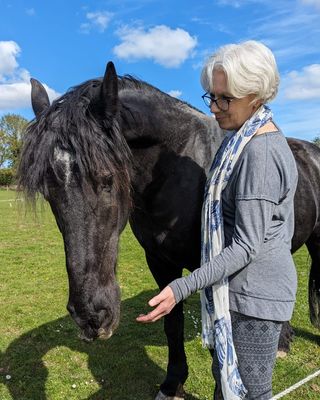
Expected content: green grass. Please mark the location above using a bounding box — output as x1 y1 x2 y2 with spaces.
0 188 319 399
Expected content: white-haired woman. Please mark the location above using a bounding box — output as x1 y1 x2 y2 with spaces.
137 41 298 400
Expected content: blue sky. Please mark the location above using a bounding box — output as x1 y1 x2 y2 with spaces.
0 0 320 140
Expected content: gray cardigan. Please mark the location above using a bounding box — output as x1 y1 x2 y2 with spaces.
170 131 298 322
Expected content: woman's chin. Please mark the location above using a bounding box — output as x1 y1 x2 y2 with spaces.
216 120 238 131
216 120 229 130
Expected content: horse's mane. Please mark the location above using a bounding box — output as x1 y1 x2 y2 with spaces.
17 76 138 202
18 74 202 203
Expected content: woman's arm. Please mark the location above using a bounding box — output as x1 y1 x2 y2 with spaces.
136 197 275 323
169 197 274 302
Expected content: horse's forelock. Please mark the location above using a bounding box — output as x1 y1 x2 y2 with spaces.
18 79 132 204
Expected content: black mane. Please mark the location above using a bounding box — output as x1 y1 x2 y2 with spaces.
18 74 202 203
18 76 136 202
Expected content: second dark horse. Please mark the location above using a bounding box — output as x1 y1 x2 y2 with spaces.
18 62 320 399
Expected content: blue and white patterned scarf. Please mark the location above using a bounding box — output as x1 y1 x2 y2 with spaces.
200 105 272 400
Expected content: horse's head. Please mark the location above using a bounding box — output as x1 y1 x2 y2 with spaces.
19 62 131 341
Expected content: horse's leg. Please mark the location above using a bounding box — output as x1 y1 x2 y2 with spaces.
146 253 188 400
279 233 320 356
306 234 320 329
277 322 294 355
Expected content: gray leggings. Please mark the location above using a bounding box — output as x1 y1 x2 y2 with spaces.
211 311 282 400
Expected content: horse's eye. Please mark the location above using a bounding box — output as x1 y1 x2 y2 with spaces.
101 175 113 191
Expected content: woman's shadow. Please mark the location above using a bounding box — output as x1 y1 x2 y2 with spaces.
0 290 201 400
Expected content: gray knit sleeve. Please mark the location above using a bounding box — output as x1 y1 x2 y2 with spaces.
169 198 275 303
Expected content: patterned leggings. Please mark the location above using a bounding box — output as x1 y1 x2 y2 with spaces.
211 311 282 400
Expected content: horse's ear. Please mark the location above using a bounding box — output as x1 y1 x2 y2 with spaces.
30 78 50 119
100 61 118 117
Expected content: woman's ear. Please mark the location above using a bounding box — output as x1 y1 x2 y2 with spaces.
252 98 262 111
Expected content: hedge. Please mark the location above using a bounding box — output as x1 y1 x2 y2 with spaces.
0 168 15 186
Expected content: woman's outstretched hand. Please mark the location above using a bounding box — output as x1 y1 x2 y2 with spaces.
136 286 176 323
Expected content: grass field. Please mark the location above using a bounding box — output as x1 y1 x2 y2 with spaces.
0 188 319 400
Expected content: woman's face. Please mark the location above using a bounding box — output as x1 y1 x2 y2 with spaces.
210 70 260 131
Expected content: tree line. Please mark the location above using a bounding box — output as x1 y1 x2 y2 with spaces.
0 114 29 185
0 112 320 186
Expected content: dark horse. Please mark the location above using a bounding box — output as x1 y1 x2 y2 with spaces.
18 62 320 399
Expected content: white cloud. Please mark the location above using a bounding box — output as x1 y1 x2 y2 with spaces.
273 99 320 140
113 25 197 68
254 11 319 36
168 90 182 98
301 0 320 9
244 8 320 68
0 41 20 80
282 64 320 100
0 81 58 110
80 11 113 33
217 0 270 7
0 40 60 111
0 81 34 109
217 0 242 7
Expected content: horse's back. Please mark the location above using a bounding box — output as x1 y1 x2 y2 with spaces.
287 138 320 252
288 138 320 168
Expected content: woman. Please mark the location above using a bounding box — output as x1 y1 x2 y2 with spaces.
137 40 298 400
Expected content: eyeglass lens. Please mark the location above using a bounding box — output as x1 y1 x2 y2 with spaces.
203 94 229 111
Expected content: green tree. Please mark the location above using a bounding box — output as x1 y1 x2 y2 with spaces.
0 129 9 167
0 114 29 170
312 135 320 147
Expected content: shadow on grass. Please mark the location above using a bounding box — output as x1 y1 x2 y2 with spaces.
293 326 320 346
0 290 201 400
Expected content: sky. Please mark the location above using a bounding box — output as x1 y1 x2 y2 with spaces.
0 0 320 140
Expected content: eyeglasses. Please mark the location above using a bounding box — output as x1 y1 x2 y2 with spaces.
201 92 235 111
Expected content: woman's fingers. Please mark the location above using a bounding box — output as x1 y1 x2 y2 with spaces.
136 286 176 323
136 307 167 323
149 286 173 306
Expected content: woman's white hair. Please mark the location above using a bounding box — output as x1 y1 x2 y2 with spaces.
200 40 280 104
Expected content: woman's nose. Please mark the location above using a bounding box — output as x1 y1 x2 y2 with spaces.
210 101 219 113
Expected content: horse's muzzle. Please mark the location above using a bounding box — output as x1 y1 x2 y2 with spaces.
78 326 115 342
97 327 114 340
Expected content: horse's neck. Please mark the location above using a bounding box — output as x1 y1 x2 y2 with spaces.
119 94 223 180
